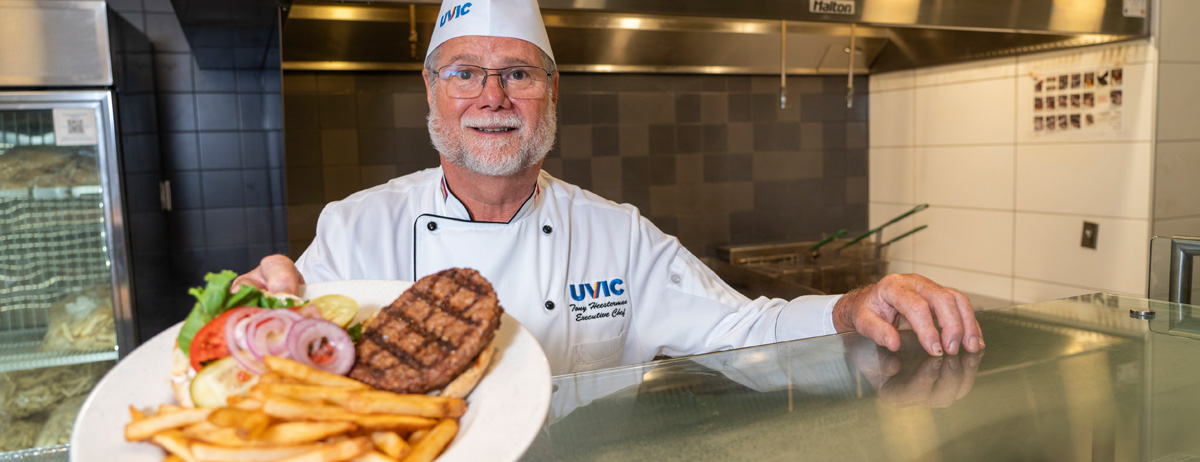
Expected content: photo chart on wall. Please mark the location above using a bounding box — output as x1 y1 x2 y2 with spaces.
1031 66 1123 136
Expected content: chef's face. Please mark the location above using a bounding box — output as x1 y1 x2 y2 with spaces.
424 36 559 177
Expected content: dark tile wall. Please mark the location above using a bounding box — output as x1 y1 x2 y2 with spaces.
284 71 867 259
111 1 288 342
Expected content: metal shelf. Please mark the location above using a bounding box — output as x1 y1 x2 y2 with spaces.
0 329 116 374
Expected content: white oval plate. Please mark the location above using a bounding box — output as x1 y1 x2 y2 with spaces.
70 280 551 462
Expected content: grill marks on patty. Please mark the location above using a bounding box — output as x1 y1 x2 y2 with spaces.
349 268 502 394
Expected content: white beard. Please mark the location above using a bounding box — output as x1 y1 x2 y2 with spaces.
428 98 557 177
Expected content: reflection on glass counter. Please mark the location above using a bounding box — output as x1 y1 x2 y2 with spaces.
525 294 1200 461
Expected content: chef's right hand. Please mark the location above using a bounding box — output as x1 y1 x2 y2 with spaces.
846 332 983 408
233 254 305 295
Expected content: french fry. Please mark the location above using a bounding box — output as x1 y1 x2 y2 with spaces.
183 423 255 447
191 442 321 461
259 422 358 445
130 405 147 422
207 408 271 439
406 430 428 447
264 356 369 390
257 371 291 384
240 410 272 439
206 408 247 427
263 396 437 432
276 437 371 462
225 395 266 410
150 430 200 462
254 383 357 406
400 419 457 462
342 391 466 419
126 407 216 441
350 450 397 462
370 431 410 460
130 342 472 462
263 395 351 418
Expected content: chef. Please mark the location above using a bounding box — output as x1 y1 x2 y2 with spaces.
237 0 984 375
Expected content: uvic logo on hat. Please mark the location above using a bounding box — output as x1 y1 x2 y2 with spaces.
439 2 472 27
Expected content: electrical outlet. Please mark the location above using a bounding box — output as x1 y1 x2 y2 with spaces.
1081 221 1099 249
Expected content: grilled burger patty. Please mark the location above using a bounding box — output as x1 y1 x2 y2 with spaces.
348 268 503 393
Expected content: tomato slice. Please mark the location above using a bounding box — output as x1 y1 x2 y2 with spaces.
188 308 253 372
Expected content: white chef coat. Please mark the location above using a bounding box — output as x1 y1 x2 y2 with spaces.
296 167 841 375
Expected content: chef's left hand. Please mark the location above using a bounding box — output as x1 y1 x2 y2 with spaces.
832 273 984 357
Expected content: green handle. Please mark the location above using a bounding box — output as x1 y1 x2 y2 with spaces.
809 229 847 251
882 225 927 246
839 203 929 250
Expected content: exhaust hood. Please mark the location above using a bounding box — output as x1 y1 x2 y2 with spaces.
280 0 1149 74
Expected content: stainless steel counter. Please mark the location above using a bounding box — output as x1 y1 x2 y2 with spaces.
523 294 1200 461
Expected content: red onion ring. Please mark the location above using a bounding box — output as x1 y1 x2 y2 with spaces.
285 318 356 375
246 309 304 360
222 307 265 374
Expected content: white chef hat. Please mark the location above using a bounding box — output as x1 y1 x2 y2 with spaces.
426 0 555 64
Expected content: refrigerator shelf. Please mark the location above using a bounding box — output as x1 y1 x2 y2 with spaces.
0 329 116 374
0 187 103 200
0 444 68 462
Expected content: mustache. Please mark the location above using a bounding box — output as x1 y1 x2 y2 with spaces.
460 113 523 129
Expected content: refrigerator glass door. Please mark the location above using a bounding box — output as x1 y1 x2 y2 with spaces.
0 91 129 455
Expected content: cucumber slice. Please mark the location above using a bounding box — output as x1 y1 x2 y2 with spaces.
190 356 259 407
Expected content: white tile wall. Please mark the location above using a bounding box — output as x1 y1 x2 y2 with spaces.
911 263 1014 309
1153 141 1200 219
1159 0 1200 62
1156 63 1200 141
914 78 1016 146
886 259 915 275
1013 213 1149 295
870 203 917 262
870 69 915 93
913 57 1017 87
870 39 1160 305
868 147 913 203
1015 142 1152 219
912 207 1014 275
1012 279 1103 305
868 89 914 147
1153 216 1200 237
915 146 1014 210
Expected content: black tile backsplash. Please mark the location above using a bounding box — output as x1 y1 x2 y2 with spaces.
201 170 244 208
167 170 202 210
590 94 619 124
284 71 866 260
112 3 288 342
591 125 619 157
198 132 242 169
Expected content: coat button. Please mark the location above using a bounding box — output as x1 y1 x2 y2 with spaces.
544 300 555 310
542 225 552 234
427 221 437 231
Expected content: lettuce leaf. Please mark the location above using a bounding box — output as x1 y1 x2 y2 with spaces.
176 270 303 354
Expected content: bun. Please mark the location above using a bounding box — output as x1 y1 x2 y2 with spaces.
437 342 495 399
169 347 195 408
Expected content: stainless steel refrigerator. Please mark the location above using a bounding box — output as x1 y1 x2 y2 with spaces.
0 0 162 457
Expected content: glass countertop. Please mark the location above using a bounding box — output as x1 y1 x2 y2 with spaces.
522 294 1200 461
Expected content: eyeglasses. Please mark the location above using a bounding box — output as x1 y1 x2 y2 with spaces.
435 64 554 100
